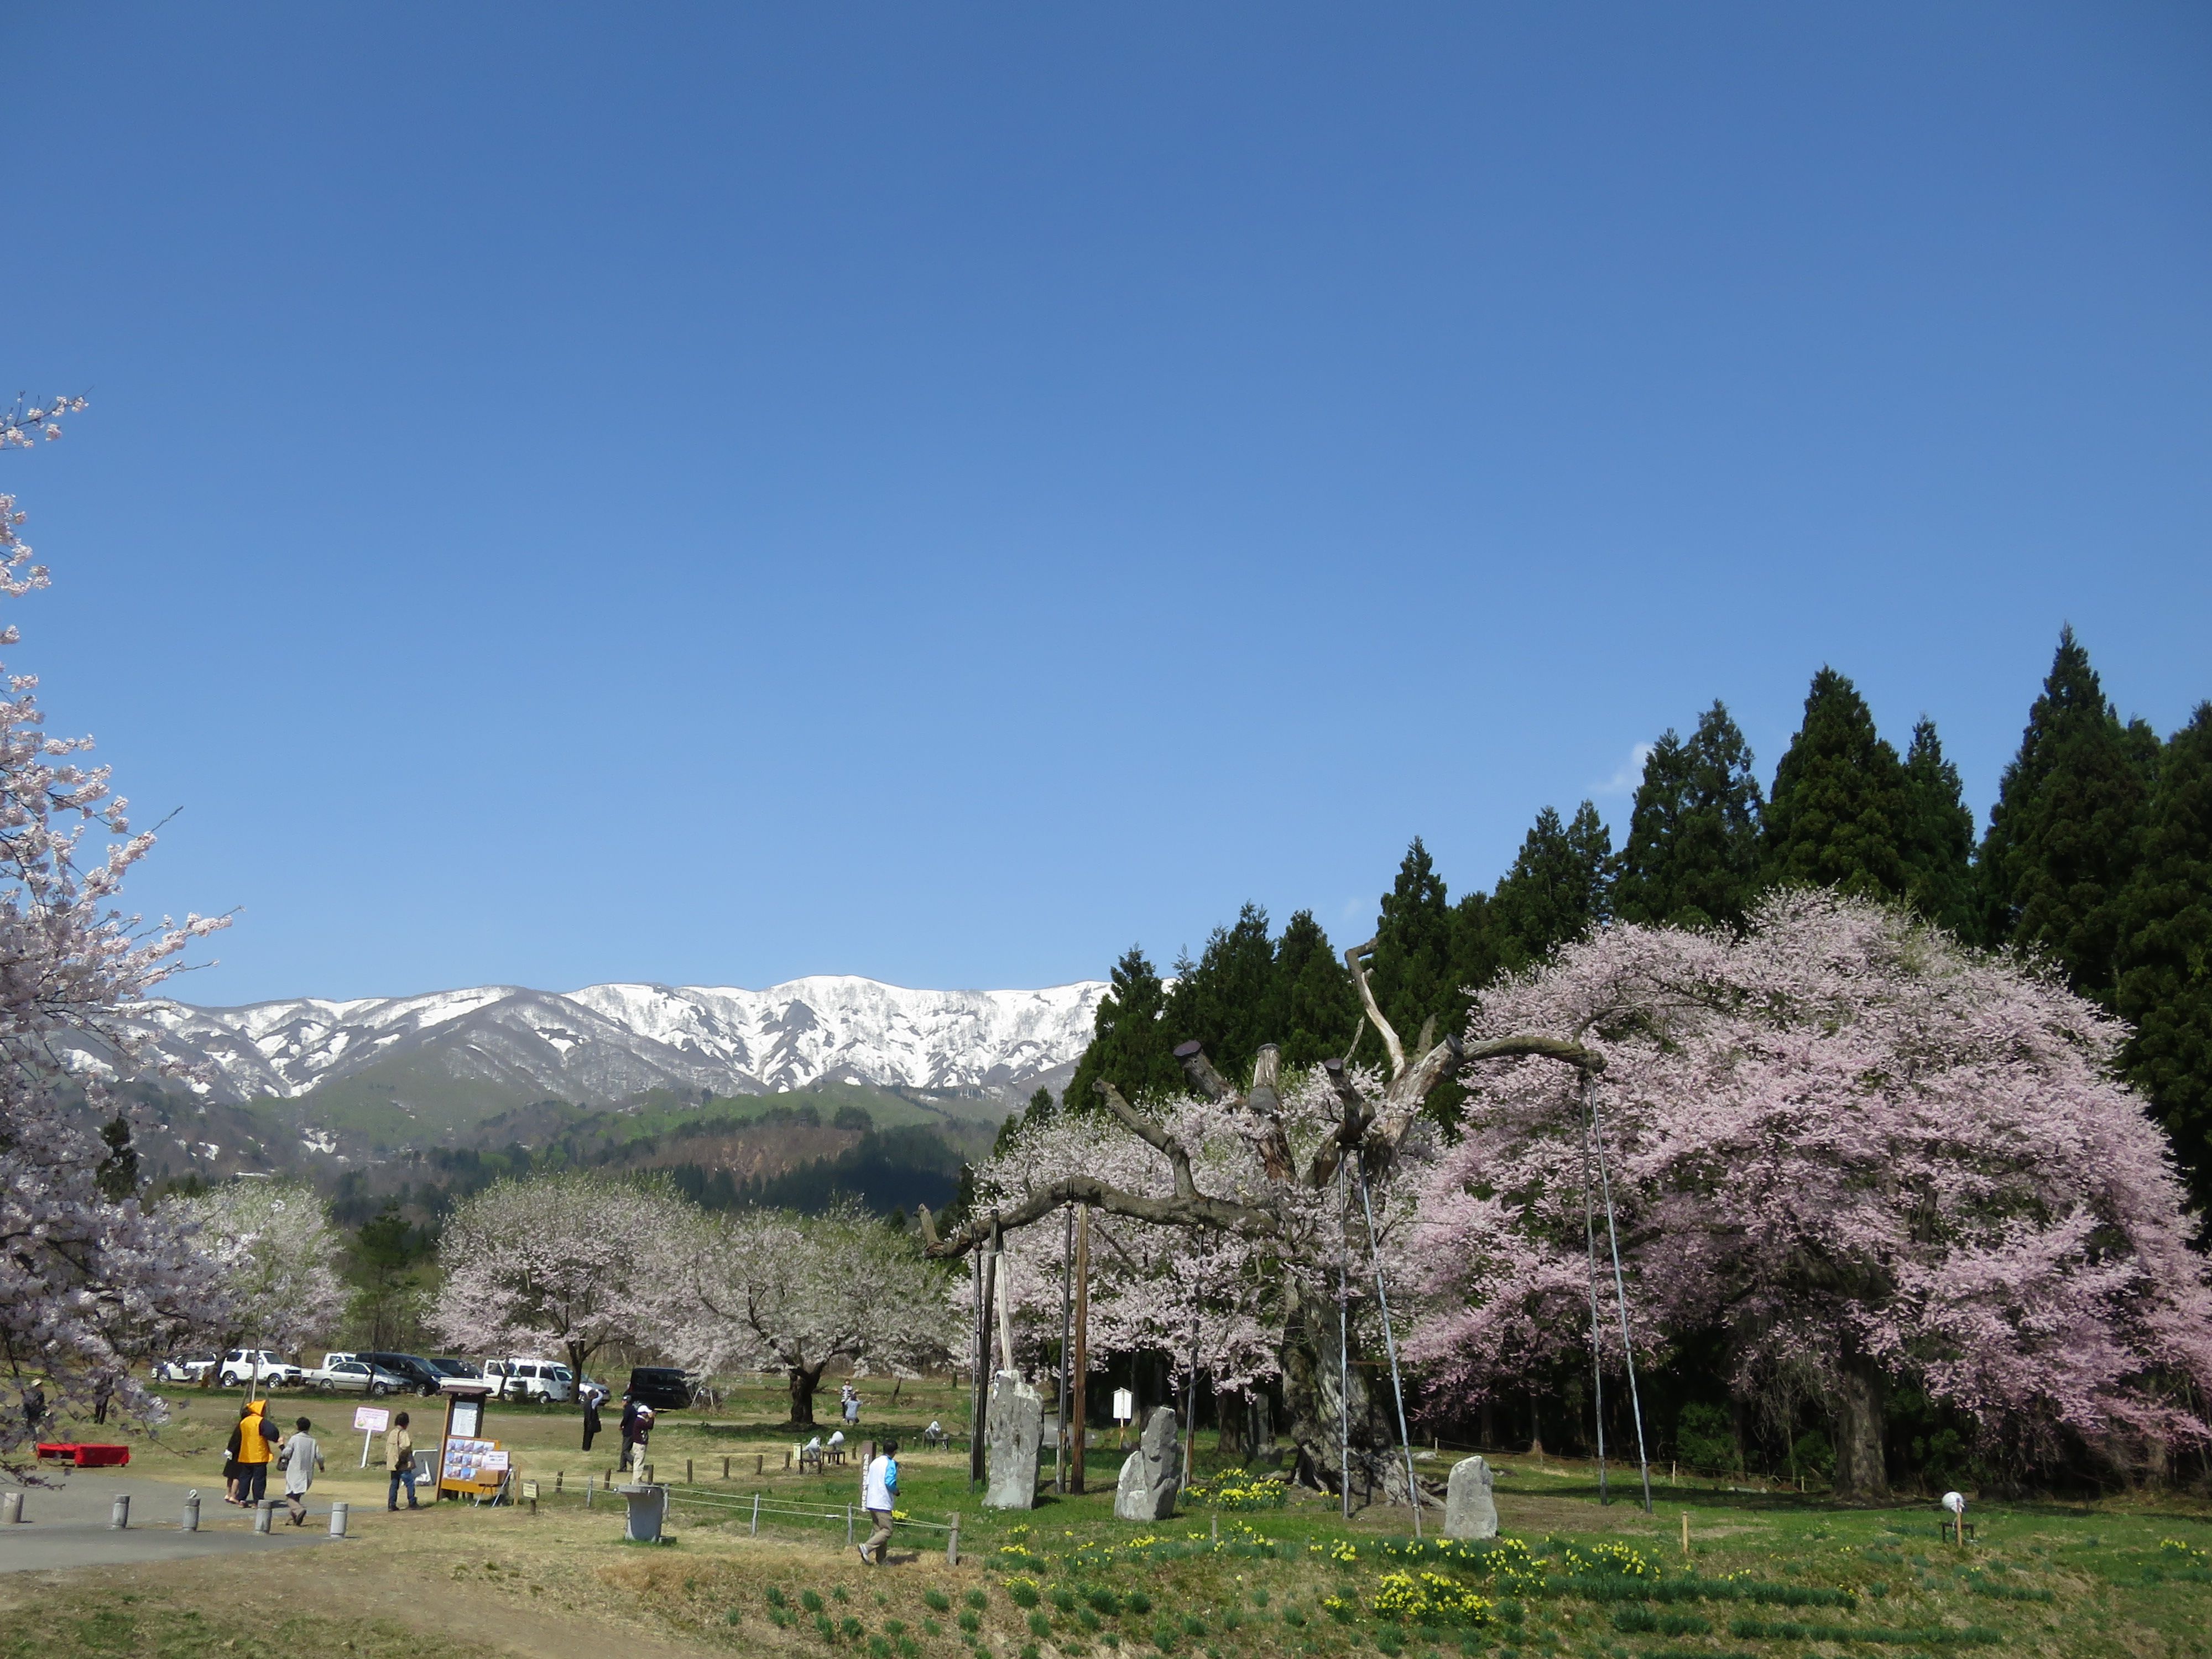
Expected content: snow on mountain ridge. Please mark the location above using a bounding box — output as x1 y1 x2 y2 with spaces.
129 975 1108 1105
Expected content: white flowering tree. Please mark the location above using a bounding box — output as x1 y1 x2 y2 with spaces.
667 1199 954 1425
431 1172 692 1382
0 397 232 1467
170 1181 347 1359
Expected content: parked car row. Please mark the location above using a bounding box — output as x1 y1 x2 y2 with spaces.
149 1350 694 1409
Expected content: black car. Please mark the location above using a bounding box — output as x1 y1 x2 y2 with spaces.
627 1366 695 1411
358 1352 444 1396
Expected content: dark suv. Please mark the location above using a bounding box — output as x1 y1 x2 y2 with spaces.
358 1352 444 1396
627 1366 695 1411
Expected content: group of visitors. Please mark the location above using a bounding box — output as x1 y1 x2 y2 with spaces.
221 1399 327 1526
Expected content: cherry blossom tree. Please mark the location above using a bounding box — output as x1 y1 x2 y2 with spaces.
926 956 1595 1500
0 402 232 1468
169 1180 346 1358
431 1172 692 1381
665 1199 953 1425
1410 890 2212 1499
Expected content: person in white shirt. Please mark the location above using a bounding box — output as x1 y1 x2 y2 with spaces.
279 1416 326 1527
858 1438 899 1565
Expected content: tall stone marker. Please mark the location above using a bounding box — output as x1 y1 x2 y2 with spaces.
984 1373 1044 1510
1114 1406 1182 1521
1444 1455 1498 1540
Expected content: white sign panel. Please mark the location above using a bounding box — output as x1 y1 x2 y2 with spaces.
481 1449 510 1471
353 1406 390 1433
1112 1388 1134 1423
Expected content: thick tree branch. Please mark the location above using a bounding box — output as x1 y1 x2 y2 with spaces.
1307 1057 1374 1188
1344 940 1406 1079
1173 1040 1232 1102
1243 1044 1298 1183
922 1177 1277 1259
1096 1079 1197 1197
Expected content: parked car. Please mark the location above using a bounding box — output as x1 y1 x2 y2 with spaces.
482 1358 575 1404
306 1357 408 1396
150 1353 217 1385
625 1366 697 1412
218 1349 301 1388
357 1352 444 1396
425 1357 483 1392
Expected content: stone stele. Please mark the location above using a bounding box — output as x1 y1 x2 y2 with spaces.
1443 1454 1498 1540
984 1373 1044 1510
1114 1406 1182 1521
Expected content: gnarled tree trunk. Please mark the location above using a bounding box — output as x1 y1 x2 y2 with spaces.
1827 1356 1889 1503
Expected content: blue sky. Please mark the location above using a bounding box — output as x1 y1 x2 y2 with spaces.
9 4 2209 1005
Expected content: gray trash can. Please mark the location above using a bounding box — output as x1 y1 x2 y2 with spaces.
617 1484 667 1543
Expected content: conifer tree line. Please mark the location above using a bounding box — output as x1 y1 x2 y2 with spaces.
1058 629 2212 1208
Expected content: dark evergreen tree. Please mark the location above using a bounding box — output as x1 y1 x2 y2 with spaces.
1447 889 1504 1021
95 1113 139 1203
1266 909 1361 1070
2115 703 2212 1211
1165 903 1278 1083
1763 667 1911 901
1897 718 1978 937
1361 838 1454 1062
1979 629 2156 1008
1492 801 1615 974
1066 946 1185 1110
1615 702 1765 930
993 1087 1060 1157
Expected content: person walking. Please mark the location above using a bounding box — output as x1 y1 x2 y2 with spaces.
233 1399 276 1509
858 1438 899 1566
618 1392 641 1473
279 1416 325 1526
629 1404 654 1475
842 1386 860 1430
385 1410 420 1510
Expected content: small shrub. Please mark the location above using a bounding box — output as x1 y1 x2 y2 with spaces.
768 1588 790 1610
1251 1589 1270 1608
882 1620 906 1636
802 1591 826 1614
868 1639 890 1659
1611 1610 1657 1635
924 1590 951 1614
1222 1610 1243 1632
812 1613 834 1641
1282 1606 1308 1629
1029 1613 1052 1639
839 1616 863 1640
1182 1615 1207 1637
725 1610 743 1627
922 1620 941 1638
1005 1578 1042 1610
1022 1647 1040 1659
1657 1615 1709 1636
1080 1609 1103 1632
959 1613 980 1635
1052 1588 1076 1614
834 1588 852 1605
966 1589 989 1611
1151 1620 1180 1652
1375 1631 1405 1657
1127 1591 1154 1616
1089 1588 1123 1616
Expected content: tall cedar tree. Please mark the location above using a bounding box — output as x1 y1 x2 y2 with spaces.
1065 946 1185 1111
1979 629 2157 1008
1898 718 1978 937
1361 839 1455 1065
1266 909 1361 1070
1615 701 1765 928
2115 703 2212 1211
1165 904 1279 1084
1491 802 1615 973
1764 667 1911 901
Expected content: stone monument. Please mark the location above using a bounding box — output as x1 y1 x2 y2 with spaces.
984 1373 1044 1510
1114 1406 1182 1521
1443 1454 1498 1540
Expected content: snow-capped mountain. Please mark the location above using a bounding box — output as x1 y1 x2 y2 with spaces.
124 977 1107 1109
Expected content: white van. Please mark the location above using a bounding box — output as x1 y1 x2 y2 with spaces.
482 1358 575 1403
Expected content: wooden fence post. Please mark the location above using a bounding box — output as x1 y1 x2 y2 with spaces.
947 1512 961 1566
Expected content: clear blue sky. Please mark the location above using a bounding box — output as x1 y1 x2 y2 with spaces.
9 4 2209 1005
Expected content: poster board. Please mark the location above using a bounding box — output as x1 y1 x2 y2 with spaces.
440 1435 508 1496
353 1405 390 1433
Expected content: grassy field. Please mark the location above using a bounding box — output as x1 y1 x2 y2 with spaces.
24 1374 2211 1659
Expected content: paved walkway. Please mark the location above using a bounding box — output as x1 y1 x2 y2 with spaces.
0 1470 335 1572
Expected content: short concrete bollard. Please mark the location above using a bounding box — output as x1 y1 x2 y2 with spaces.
182 1492 201 1532
329 1502 349 1538
110 1494 130 1530
2 1491 22 1525
253 1502 273 1535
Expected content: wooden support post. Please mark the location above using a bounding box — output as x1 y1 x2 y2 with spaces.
555 1470 563 1493
947 1512 961 1566
1071 1204 1090 1493
1681 1511 1690 1554
723 1455 731 1480
756 1453 764 1475
686 1458 693 1484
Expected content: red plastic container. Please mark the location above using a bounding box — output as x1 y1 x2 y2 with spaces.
33 1443 131 1468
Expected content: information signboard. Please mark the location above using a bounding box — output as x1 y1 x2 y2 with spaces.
353 1406 390 1433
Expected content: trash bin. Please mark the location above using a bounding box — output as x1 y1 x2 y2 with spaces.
617 1483 667 1543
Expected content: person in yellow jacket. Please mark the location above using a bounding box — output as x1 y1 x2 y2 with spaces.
230 1399 278 1507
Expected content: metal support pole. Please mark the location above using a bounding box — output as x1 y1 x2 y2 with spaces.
1582 1097 1611 1505
1588 1073 1653 1514
1337 1161 1352 1521
1071 1204 1090 1494
1355 1159 1423 1541
969 1219 999 1489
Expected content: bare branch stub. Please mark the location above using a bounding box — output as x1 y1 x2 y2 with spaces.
1174 1040 1232 1102
1242 1044 1297 1183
